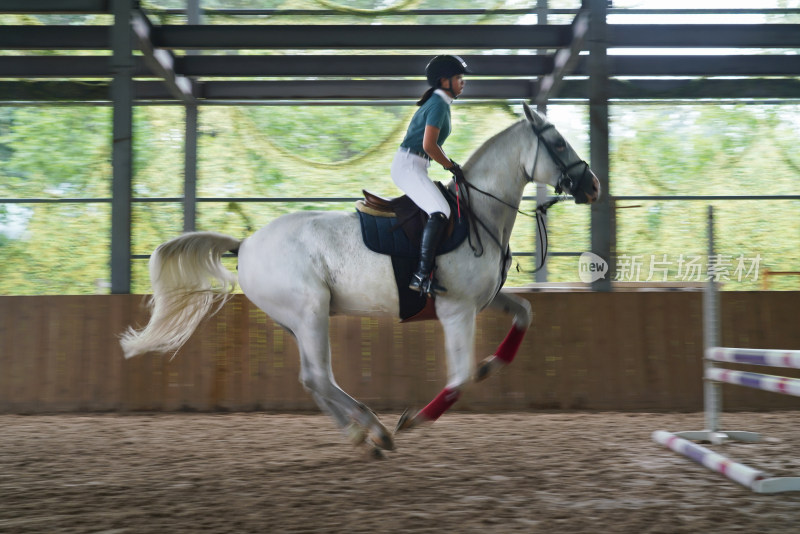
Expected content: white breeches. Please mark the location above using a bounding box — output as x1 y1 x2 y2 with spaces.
390 149 451 218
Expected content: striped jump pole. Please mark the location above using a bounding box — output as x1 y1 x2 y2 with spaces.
705 367 800 398
706 347 800 370
655 207 800 493
652 431 800 494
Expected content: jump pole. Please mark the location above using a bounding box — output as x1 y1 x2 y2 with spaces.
652 206 800 493
652 431 800 494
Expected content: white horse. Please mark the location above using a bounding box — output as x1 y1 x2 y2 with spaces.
120 103 600 457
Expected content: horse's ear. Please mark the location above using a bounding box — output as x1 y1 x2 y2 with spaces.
523 102 535 122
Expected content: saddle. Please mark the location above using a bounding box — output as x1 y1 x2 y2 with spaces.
355 183 469 321
355 183 464 256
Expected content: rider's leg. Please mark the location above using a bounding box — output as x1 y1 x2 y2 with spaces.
390 150 450 218
390 150 451 296
409 212 448 296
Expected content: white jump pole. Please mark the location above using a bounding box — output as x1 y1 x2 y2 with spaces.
707 347 800 369
705 368 800 398
652 431 800 494
653 205 800 493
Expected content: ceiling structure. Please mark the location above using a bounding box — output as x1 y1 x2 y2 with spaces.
2 1 800 104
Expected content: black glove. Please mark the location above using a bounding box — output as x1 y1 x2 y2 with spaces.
445 161 465 182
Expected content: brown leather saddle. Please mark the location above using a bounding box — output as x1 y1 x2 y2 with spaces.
357 190 407 217
356 188 457 243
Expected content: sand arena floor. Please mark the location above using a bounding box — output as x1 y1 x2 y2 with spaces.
1 412 799 533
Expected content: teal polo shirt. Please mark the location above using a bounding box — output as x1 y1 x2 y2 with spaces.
400 90 452 154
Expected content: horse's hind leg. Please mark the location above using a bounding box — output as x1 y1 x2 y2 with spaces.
475 291 532 382
311 392 385 458
294 311 395 452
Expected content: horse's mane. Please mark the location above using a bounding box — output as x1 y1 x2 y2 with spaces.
463 118 527 171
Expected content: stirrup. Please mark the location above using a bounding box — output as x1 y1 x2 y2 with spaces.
409 273 447 297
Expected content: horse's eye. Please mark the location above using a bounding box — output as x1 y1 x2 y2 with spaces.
554 139 566 152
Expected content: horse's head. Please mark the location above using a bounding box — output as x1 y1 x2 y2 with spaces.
522 103 600 204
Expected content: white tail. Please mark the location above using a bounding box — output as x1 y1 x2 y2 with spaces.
120 231 241 359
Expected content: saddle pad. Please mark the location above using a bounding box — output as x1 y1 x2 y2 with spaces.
356 202 469 259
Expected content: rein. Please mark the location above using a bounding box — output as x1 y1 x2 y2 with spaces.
452 175 565 273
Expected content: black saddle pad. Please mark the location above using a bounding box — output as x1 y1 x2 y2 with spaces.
356 184 468 259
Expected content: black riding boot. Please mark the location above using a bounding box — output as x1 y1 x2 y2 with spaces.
409 211 448 297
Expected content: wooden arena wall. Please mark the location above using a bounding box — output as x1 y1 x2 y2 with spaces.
1 292 798 413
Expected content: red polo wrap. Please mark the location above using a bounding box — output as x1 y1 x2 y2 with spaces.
419 387 461 421
494 324 527 364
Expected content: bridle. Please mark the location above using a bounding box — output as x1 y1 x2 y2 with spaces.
529 122 592 199
452 119 591 274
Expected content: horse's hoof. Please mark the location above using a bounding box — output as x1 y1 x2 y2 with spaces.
370 430 395 451
395 408 418 433
475 355 502 382
345 422 367 446
367 447 386 460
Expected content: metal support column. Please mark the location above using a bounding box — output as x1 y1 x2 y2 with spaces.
588 0 613 291
184 105 198 232
534 0 549 282
110 0 133 294
703 205 721 433
183 0 201 233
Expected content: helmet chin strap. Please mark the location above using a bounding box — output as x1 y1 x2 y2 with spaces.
440 77 458 99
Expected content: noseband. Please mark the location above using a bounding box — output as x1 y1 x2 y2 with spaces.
529 123 591 198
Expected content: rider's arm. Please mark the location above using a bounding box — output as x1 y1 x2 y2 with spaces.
422 125 456 169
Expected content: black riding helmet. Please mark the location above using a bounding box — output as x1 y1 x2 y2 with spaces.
425 55 471 87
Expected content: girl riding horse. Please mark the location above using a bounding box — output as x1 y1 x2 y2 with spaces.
391 55 471 297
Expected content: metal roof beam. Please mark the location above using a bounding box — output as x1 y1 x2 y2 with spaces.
2 24 800 51
0 0 110 13
4 54 799 79
3 79 799 103
150 24 572 50
131 9 195 104
176 54 555 77
0 55 554 78
558 78 800 100
198 80 537 100
0 56 148 78
536 8 589 105
0 26 108 49
608 24 800 48
579 55 800 76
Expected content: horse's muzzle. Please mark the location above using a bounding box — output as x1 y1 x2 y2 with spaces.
575 170 601 204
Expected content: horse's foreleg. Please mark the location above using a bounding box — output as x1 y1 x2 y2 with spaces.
396 306 475 433
475 291 532 382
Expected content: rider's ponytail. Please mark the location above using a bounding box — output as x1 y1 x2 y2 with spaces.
416 87 435 106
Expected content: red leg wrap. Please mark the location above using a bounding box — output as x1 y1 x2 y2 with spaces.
418 387 461 422
494 324 527 364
